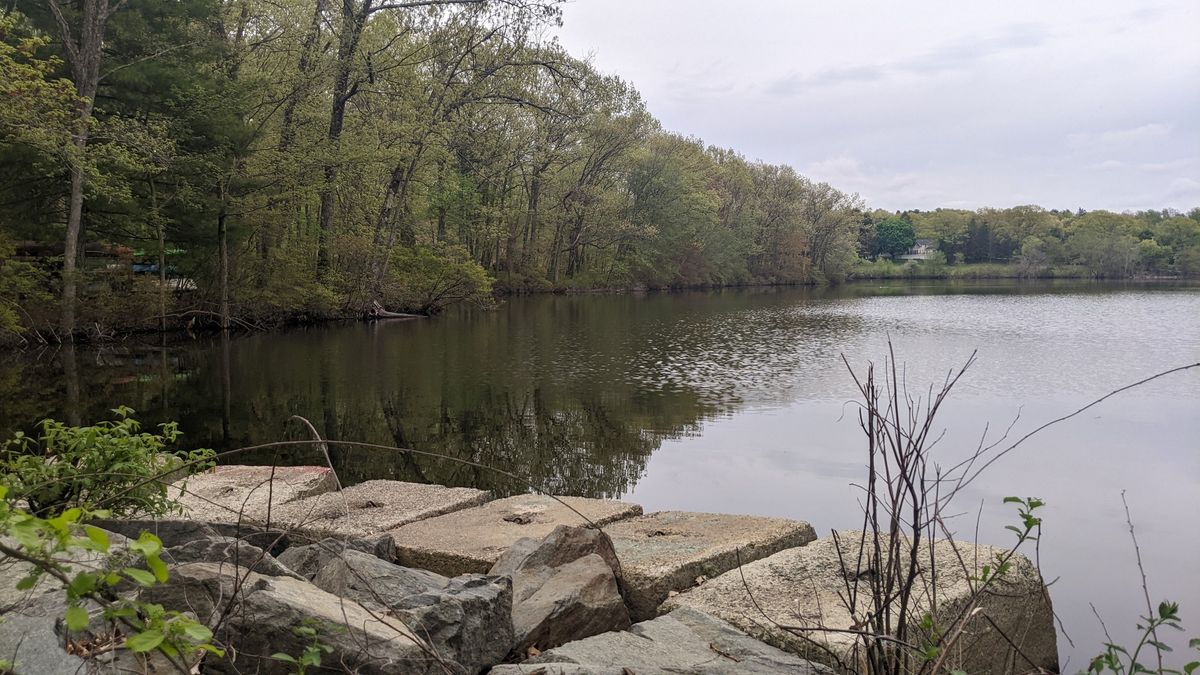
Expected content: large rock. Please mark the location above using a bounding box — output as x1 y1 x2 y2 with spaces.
93 517 293 556
393 575 514 675
274 479 491 539
142 562 457 674
662 533 1059 674
281 540 513 673
277 537 416 580
167 535 299 578
171 465 338 525
490 525 630 653
1 528 130 617
91 518 222 547
0 615 87 675
0 530 153 674
0 557 65 618
491 607 830 674
390 494 642 576
605 511 817 620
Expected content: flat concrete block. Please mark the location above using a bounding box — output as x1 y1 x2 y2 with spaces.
607 511 817 620
390 494 643 576
662 532 1058 674
273 479 492 539
171 465 338 524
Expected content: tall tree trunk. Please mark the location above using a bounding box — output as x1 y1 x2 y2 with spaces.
522 174 541 269
49 0 109 339
62 139 87 338
278 0 327 153
268 1 328 267
566 211 586 277
316 0 371 278
150 177 167 333
548 221 564 283
368 153 424 299
435 159 447 242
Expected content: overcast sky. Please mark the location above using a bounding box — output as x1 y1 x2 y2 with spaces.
554 0 1200 212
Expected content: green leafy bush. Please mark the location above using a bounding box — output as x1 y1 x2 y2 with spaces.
0 234 50 342
0 487 223 668
272 619 336 674
1088 602 1199 675
383 244 495 314
1 406 213 517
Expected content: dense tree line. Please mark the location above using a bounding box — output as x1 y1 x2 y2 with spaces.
0 0 864 341
0 1 1196 343
860 206 1200 278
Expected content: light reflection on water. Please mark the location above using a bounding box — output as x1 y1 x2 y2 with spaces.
1 280 1197 668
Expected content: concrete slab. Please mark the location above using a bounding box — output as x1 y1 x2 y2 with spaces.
171 465 338 524
272 479 492 539
662 532 1058 674
490 607 829 674
389 494 643 576
606 511 817 620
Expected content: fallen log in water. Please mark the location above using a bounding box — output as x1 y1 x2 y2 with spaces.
369 300 425 320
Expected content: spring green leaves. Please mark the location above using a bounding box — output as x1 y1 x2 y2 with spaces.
272 620 334 675
1 413 223 665
1 406 214 516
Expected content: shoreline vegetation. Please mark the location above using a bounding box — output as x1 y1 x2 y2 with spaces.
5 272 1198 345
1 3 1198 345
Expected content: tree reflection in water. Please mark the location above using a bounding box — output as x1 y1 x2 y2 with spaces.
0 285 924 497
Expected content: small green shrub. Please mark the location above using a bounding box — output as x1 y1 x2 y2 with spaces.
384 244 495 314
0 234 50 342
0 487 223 668
272 619 336 675
1 406 214 517
1088 602 1198 675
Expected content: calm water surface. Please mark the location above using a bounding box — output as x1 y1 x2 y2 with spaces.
3 280 1198 668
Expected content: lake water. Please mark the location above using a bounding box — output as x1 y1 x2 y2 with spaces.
2 280 1198 669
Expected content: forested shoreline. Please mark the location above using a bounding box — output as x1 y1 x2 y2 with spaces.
1 0 1198 344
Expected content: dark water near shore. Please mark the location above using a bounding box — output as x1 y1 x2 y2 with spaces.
3 280 1198 668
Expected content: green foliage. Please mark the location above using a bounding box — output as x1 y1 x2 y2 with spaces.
0 485 223 666
271 620 335 675
875 217 917 258
1 406 214 517
0 234 50 341
1137 239 1172 275
1088 601 1198 675
850 259 1088 280
1069 215 1141 277
921 250 948 275
1 1 1195 337
385 244 495 314
0 12 77 161
914 497 1045 668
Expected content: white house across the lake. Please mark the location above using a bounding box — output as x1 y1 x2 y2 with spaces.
898 239 937 260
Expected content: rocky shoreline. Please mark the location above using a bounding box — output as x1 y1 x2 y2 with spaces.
0 465 1059 673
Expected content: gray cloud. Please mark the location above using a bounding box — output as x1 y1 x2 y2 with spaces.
902 23 1048 74
1067 123 1173 149
557 0 1200 210
766 65 886 95
766 23 1049 96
